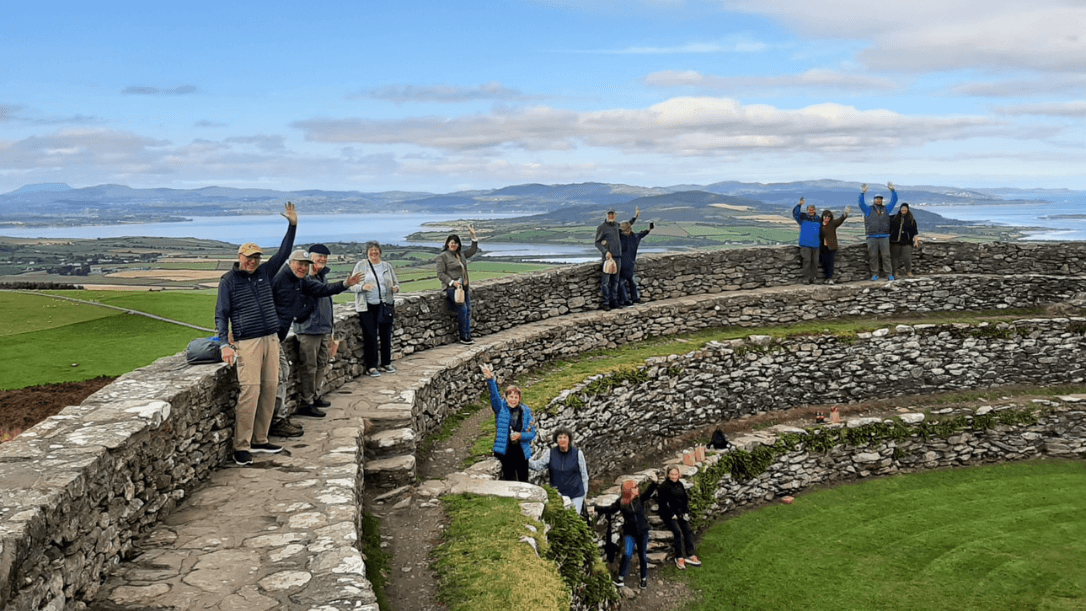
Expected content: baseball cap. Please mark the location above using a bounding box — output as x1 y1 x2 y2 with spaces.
238 243 263 257
288 249 313 263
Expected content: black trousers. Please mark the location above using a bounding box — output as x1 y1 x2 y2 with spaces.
497 447 529 482
357 308 393 369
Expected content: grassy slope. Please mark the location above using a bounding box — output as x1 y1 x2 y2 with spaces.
0 314 205 389
678 460 1086 611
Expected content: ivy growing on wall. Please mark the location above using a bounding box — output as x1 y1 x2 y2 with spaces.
540 486 619 609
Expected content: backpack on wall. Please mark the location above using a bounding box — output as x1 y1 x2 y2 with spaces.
185 336 223 365
709 428 731 450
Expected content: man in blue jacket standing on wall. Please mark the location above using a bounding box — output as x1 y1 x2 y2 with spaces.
792 197 821 284
215 202 297 466
859 182 898 281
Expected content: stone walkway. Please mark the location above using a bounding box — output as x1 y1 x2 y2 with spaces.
90 342 468 611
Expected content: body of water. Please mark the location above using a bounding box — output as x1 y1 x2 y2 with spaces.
919 200 1086 240
1 200 1083 257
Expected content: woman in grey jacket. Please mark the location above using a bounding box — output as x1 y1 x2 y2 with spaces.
435 225 478 345
351 242 400 376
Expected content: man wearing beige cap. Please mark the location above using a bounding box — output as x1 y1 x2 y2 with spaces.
214 202 297 466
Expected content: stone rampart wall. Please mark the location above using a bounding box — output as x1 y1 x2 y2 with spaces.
535 318 1086 475
589 400 1086 564
4 239 1086 609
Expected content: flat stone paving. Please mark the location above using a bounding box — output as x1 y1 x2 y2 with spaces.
91 347 460 610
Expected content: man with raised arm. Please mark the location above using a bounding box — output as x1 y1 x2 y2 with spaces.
215 202 297 466
858 182 898 281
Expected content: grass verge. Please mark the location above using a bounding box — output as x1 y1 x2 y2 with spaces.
360 511 393 611
678 459 1086 611
435 494 569 611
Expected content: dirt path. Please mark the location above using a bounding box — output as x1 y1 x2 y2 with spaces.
365 406 492 611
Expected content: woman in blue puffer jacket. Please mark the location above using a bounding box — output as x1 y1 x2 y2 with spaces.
480 363 536 482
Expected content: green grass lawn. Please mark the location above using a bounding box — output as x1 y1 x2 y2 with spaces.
677 460 1086 611
1 291 117 336
40 289 218 328
0 314 206 389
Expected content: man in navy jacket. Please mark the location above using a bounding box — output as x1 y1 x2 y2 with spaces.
214 203 296 466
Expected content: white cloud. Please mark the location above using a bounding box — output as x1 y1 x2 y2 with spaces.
948 75 1086 98
357 82 535 103
225 135 287 151
644 69 899 92
717 0 1086 73
294 97 999 156
992 101 1086 117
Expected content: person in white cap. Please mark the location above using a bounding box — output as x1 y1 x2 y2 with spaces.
214 202 297 466
270 249 361 433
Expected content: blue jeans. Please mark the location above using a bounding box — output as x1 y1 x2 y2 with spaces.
600 261 624 308
619 531 650 580
619 267 639 303
445 287 472 340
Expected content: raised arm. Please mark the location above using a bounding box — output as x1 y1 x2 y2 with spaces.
528 448 551 472
265 202 298 272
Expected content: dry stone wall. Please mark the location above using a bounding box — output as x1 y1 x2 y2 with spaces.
3 239 1086 609
590 400 1086 565
536 318 1086 475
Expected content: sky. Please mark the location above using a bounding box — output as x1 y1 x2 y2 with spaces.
2 0 1084 194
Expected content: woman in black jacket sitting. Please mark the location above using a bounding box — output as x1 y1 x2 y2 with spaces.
658 466 702 569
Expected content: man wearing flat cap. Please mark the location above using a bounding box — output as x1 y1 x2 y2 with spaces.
270 248 361 435
293 244 337 418
594 208 625 311
214 202 297 466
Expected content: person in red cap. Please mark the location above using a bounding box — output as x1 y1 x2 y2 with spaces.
214 202 297 466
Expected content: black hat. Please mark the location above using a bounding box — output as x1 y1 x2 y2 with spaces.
308 243 331 255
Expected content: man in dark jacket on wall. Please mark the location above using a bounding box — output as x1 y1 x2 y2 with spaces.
594 208 624 310
270 249 360 432
618 206 653 305
858 182 898 281
214 203 297 466
293 244 337 418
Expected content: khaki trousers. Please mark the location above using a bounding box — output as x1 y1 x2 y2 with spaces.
234 334 280 451
297 334 331 404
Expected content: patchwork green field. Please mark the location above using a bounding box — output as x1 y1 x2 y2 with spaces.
677 460 1086 611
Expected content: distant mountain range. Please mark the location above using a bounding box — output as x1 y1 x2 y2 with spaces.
1 180 1078 228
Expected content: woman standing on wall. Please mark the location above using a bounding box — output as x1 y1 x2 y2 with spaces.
529 427 589 514
436 225 478 345
351 241 400 377
596 478 658 590
480 363 536 482
658 466 702 570
819 205 850 285
889 203 920 278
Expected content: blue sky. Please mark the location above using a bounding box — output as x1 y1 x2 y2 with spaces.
2 0 1084 193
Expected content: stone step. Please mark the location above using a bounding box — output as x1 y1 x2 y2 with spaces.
358 409 414 435
364 427 417 459
364 454 417 489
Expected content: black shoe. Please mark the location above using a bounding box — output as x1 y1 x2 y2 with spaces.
250 442 283 454
296 404 327 418
602 305 611 312
459 338 474 345
233 450 253 466
640 578 648 590
312 397 331 408
269 418 304 437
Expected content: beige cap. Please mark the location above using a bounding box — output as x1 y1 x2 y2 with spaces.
238 243 263 256
288 249 313 263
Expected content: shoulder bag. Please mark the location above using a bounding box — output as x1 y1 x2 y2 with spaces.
368 260 395 324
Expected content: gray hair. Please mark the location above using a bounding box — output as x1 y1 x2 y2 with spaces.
365 241 383 254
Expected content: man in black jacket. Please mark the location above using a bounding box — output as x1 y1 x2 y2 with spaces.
215 203 297 466
269 249 360 433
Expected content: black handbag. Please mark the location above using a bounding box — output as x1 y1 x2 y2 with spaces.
368 261 395 324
